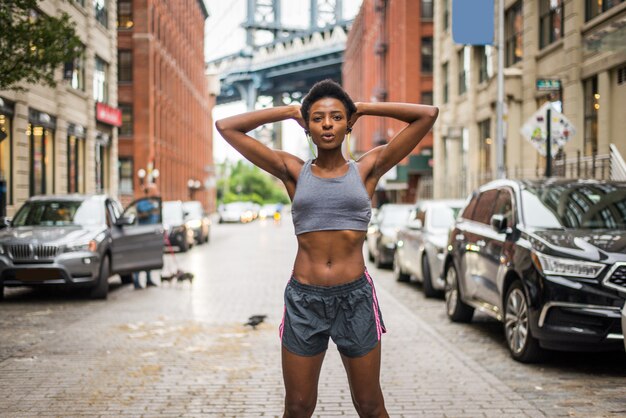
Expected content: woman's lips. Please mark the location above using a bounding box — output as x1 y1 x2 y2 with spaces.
321 133 335 141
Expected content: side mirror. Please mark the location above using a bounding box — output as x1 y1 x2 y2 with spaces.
491 214 509 233
407 219 423 230
115 215 135 227
0 217 11 229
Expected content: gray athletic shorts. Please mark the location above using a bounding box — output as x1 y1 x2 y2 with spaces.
279 270 386 358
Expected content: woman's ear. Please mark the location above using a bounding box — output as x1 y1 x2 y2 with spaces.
347 127 352 133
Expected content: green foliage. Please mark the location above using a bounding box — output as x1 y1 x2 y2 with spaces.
217 160 289 205
0 0 82 90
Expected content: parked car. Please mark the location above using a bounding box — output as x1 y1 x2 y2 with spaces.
366 203 413 268
395 199 464 297
443 179 626 362
163 201 195 252
183 201 211 244
0 194 163 300
218 201 255 223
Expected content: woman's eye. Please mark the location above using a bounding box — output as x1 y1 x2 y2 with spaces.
333 116 342 121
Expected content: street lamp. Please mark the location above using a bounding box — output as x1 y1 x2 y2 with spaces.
138 167 159 194
187 178 202 200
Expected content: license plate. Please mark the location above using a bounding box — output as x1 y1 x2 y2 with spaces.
15 269 61 281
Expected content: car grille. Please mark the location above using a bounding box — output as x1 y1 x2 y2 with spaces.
7 244 59 262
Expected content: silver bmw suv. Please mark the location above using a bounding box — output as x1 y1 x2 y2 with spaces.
0 194 164 299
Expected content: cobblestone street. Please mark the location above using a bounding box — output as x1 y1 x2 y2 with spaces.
1 216 625 417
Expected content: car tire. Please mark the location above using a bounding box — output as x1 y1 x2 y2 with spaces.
393 252 410 282
374 248 385 269
89 255 110 300
0 285 4 301
119 273 133 285
204 232 210 244
422 255 440 298
368 248 374 262
444 263 474 323
504 281 544 363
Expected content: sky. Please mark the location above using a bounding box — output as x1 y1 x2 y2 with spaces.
204 0 364 163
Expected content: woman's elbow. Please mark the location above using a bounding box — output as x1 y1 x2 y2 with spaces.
429 106 439 120
215 119 225 133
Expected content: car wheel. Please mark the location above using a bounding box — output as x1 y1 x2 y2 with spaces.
89 255 110 300
504 281 544 363
204 232 210 244
374 247 384 269
444 263 474 322
422 255 440 298
393 252 410 282
0 285 4 301
368 248 374 262
119 273 133 285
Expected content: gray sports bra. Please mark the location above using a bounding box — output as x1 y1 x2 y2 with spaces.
291 160 372 235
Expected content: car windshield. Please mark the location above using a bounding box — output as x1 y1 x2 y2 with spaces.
429 205 461 229
183 202 203 219
12 199 104 227
380 206 411 227
521 183 626 229
163 202 184 223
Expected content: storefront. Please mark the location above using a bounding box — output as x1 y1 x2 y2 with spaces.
28 108 56 196
95 102 121 194
0 97 14 216
67 123 86 193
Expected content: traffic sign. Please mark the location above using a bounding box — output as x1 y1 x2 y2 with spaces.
536 79 561 91
520 102 576 157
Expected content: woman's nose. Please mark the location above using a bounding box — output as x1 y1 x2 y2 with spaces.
322 117 332 127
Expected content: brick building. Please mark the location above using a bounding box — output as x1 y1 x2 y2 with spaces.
117 0 215 211
343 0 434 204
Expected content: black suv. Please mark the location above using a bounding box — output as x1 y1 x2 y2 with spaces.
443 179 626 362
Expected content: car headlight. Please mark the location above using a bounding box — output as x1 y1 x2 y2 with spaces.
531 251 605 279
64 240 98 253
186 220 202 229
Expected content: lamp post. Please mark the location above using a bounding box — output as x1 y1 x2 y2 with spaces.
187 178 201 200
137 167 160 195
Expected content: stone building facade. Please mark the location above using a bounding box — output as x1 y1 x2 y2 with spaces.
0 0 120 216
433 0 626 198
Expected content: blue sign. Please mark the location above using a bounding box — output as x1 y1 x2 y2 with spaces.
452 0 494 45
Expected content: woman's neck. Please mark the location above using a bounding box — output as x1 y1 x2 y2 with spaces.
313 150 347 170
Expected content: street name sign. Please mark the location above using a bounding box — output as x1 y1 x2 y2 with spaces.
452 0 494 45
536 79 561 92
520 102 576 157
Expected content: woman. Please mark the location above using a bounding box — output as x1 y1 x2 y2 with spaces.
216 79 438 417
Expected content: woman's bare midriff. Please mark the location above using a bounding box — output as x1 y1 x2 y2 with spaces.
293 230 367 286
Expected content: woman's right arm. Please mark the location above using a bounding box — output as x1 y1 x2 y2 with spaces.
215 105 304 182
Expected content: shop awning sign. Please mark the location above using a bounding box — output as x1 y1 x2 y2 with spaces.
96 102 122 127
520 102 576 157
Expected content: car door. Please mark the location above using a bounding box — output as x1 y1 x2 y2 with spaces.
461 189 498 301
110 197 164 273
478 188 517 307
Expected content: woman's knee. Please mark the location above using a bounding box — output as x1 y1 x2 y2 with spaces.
284 394 317 417
352 396 387 418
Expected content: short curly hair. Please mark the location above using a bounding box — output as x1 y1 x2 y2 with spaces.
300 79 357 128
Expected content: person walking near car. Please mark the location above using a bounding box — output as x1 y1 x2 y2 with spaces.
134 183 160 289
216 79 438 417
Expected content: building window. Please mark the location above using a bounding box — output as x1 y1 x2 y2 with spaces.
95 134 110 193
505 1 523 67
118 50 132 82
421 0 433 19
443 0 450 30
458 47 469 95
539 0 563 49
94 56 109 103
422 91 433 105
421 37 433 74
478 46 494 83
117 0 133 28
119 103 133 136
66 46 85 91
479 119 492 174
67 134 85 193
118 158 133 194
443 62 449 103
0 108 12 211
94 0 108 27
28 123 55 196
583 76 599 156
586 0 624 21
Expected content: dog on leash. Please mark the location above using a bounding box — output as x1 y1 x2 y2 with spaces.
160 270 194 285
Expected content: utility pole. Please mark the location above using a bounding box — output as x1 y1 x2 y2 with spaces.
496 0 505 179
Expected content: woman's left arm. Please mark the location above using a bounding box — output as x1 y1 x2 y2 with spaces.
354 102 439 181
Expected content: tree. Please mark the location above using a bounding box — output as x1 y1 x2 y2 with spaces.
218 161 289 205
0 0 82 91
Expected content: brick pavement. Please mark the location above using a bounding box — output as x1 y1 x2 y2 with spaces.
0 217 619 416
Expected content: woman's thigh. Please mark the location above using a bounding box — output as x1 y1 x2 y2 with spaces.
282 346 326 400
340 342 386 408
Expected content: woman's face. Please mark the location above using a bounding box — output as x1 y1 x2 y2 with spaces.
307 97 349 151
